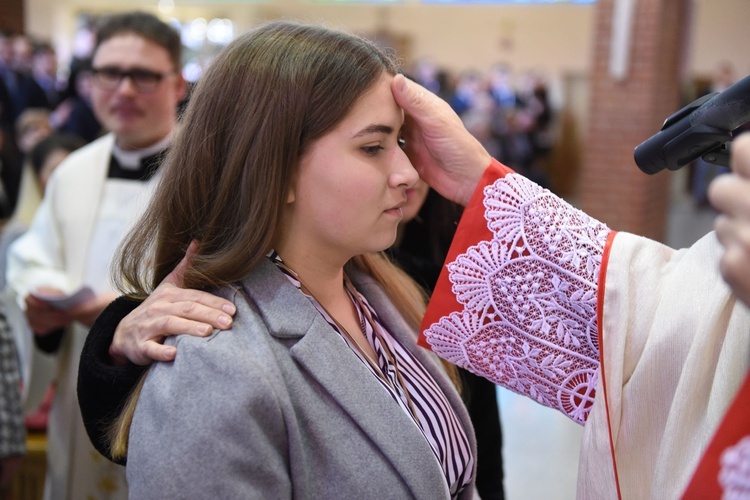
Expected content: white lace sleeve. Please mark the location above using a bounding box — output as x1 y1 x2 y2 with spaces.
424 173 612 424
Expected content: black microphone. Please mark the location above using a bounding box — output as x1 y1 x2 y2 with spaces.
634 73 750 174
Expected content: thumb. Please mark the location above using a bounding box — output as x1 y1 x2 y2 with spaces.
392 74 430 118
162 240 199 288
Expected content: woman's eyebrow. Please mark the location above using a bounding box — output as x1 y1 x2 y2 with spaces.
352 124 394 138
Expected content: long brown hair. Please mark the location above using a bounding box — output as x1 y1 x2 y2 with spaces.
109 20 458 460
115 21 399 296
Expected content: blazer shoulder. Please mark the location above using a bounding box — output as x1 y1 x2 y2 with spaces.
165 284 279 371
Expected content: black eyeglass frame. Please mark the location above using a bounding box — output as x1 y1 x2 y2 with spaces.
90 67 177 93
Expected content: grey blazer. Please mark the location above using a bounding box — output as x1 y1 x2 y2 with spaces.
126 259 477 499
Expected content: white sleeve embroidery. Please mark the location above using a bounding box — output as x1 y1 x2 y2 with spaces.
424 173 612 424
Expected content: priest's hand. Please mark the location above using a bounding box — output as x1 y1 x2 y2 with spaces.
109 241 236 366
709 132 750 307
391 73 491 207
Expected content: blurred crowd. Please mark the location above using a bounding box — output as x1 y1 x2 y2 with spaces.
408 58 556 188
0 26 101 222
0 28 561 229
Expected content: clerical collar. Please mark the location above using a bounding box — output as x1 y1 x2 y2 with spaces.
108 133 172 181
111 133 173 170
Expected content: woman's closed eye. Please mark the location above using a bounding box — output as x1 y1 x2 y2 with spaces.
362 144 385 156
361 138 406 157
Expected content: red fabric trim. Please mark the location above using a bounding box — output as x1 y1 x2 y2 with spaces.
597 230 622 499
682 371 750 498
418 159 514 348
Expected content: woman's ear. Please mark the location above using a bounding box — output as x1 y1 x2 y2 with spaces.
285 172 298 204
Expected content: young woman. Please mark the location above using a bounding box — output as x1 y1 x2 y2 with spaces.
107 21 476 498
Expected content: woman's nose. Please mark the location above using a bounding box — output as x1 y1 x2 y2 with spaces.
391 147 419 189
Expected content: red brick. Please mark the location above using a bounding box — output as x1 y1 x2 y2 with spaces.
579 0 689 241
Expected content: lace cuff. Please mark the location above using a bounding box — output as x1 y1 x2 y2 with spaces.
422 162 612 424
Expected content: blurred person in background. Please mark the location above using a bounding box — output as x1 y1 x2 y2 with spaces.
0 32 20 201
5 11 185 499
30 42 64 110
51 58 102 144
0 109 53 219
449 69 483 118
9 36 49 123
487 63 517 112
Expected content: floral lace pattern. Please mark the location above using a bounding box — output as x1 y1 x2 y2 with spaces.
424 173 611 424
720 436 750 499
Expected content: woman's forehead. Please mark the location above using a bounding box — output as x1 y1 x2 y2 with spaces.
339 75 403 131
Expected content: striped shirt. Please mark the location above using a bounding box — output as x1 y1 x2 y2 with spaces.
274 258 473 498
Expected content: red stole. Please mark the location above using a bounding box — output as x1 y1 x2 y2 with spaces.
683 371 750 498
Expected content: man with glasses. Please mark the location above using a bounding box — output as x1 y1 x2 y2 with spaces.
5 11 185 499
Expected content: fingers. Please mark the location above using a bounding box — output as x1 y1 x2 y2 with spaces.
714 214 750 306
392 74 453 128
150 285 236 319
152 303 232 335
391 74 424 113
717 243 750 307
112 313 224 366
111 338 177 366
715 214 750 249
162 240 200 288
710 134 750 307
708 174 750 218
141 340 177 363
109 285 235 366
131 290 234 340
730 133 750 179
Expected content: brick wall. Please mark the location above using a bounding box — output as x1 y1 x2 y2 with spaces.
0 0 24 34
579 0 690 241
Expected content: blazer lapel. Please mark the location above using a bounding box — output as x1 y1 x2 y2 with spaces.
241 261 449 499
353 269 477 453
353 269 478 496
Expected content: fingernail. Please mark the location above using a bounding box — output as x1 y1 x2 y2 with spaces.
395 74 407 92
218 315 232 328
222 304 236 315
198 324 212 335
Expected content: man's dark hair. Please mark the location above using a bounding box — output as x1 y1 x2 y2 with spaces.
94 11 181 70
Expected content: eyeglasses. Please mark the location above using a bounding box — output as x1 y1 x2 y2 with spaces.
90 67 175 93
